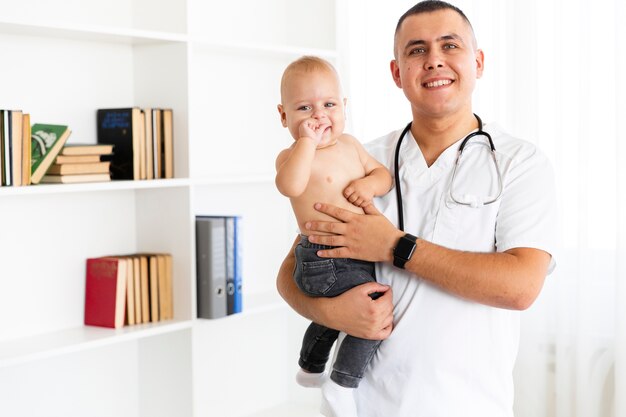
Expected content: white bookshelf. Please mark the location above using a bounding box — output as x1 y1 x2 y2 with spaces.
0 0 338 416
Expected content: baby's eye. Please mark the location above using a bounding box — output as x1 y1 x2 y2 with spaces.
324 102 336 108
297 105 312 111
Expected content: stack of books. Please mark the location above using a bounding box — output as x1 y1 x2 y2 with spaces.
97 107 174 180
84 253 174 329
41 144 113 184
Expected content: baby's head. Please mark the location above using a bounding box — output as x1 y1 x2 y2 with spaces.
278 56 347 143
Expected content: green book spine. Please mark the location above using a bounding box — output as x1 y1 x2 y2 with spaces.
31 123 71 184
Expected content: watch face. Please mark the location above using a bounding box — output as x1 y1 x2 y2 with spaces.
395 234 417 260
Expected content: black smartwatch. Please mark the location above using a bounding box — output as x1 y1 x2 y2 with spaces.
393 233 418 269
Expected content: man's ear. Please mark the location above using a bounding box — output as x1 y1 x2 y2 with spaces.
475 49 485 79
390 60 402 88
277 104 287 127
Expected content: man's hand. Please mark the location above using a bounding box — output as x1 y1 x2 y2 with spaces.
316 282 394 340
276 236 394 340
306 203 404 262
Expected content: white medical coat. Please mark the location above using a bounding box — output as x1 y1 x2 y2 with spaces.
322 123 558 417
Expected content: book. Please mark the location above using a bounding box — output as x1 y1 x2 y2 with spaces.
132 256 141 324
152 109 162 179
47 161 110 175
21 114 31 185
0 111 9 185
84 257 127 329
138 111 146 180
162 108 174 178
30 123 71 184
0 110 22 186
196 216 227 319
148 255 160 322
139 255 150 323
157 254 173 320
9 110 23 187
123 257 136 326
55 154 102 164
96 108 142 180
60 143 114 156
143 108 154 180
226 216 243 315
40 173 111 184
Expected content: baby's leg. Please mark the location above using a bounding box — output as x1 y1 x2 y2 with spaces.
297 322 339 388
331 335 382 388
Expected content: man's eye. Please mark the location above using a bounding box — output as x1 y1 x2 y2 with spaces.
297 105 311 111
444 44 458 50
409 47 426 55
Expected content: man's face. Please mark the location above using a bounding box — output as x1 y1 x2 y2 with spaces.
391 9 484 120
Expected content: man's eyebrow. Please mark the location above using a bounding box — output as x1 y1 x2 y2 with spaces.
403 33 464 50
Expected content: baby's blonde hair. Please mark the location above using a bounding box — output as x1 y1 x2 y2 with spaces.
280 56 340 102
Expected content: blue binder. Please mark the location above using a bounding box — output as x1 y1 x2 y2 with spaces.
226 216 243 314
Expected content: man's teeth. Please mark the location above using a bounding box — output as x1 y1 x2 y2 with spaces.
425 80 452 88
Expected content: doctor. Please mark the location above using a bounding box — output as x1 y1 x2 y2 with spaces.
276 1 558 416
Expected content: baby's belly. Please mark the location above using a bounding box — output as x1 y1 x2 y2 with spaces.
291 194 364 236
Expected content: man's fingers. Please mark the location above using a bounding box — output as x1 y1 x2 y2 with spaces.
314 202 353 222
305 220 346 236
316 246 350 259
363 203 381 215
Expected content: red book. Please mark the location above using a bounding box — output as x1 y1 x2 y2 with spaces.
84 257 127 328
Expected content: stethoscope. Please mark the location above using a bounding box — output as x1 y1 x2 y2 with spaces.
394 114 503 231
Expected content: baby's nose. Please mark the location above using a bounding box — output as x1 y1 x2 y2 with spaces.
312 109 327 119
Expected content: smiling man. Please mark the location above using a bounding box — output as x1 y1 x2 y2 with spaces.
276 2 558 416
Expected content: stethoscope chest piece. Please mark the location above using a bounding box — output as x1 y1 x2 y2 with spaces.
394 114 503 230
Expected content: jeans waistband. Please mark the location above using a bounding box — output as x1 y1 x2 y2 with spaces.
299 235 337 250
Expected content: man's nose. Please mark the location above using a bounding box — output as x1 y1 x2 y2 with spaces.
424 51 445 70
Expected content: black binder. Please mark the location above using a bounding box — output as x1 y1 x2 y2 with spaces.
196 216 227 319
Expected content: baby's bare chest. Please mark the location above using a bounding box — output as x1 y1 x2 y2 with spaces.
309 143 365 188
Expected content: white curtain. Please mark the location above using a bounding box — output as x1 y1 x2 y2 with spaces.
338 1 626 416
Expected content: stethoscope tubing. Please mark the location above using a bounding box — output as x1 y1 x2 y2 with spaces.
394 114 502 231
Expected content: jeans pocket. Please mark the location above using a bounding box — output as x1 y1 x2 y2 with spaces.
300 259 338 296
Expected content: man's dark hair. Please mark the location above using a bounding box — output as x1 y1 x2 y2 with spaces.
395 1 474 36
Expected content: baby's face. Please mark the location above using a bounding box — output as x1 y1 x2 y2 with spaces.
278 69 346 146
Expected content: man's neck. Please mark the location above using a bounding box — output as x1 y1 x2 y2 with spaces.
410 112 479 167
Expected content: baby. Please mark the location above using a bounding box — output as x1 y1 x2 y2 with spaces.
275 56 392 417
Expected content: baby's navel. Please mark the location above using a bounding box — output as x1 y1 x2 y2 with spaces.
326 176 333 183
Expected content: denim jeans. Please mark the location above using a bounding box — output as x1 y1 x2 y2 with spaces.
294 235 382 388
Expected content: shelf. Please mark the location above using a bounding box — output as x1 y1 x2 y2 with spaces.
0 178 191 196
0 176 281 196
189 37 338 59
0 292 285 369
0 319 192 368
0 19 187 44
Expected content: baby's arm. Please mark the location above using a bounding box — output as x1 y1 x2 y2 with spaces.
275 119 328 197
344 137 393 207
